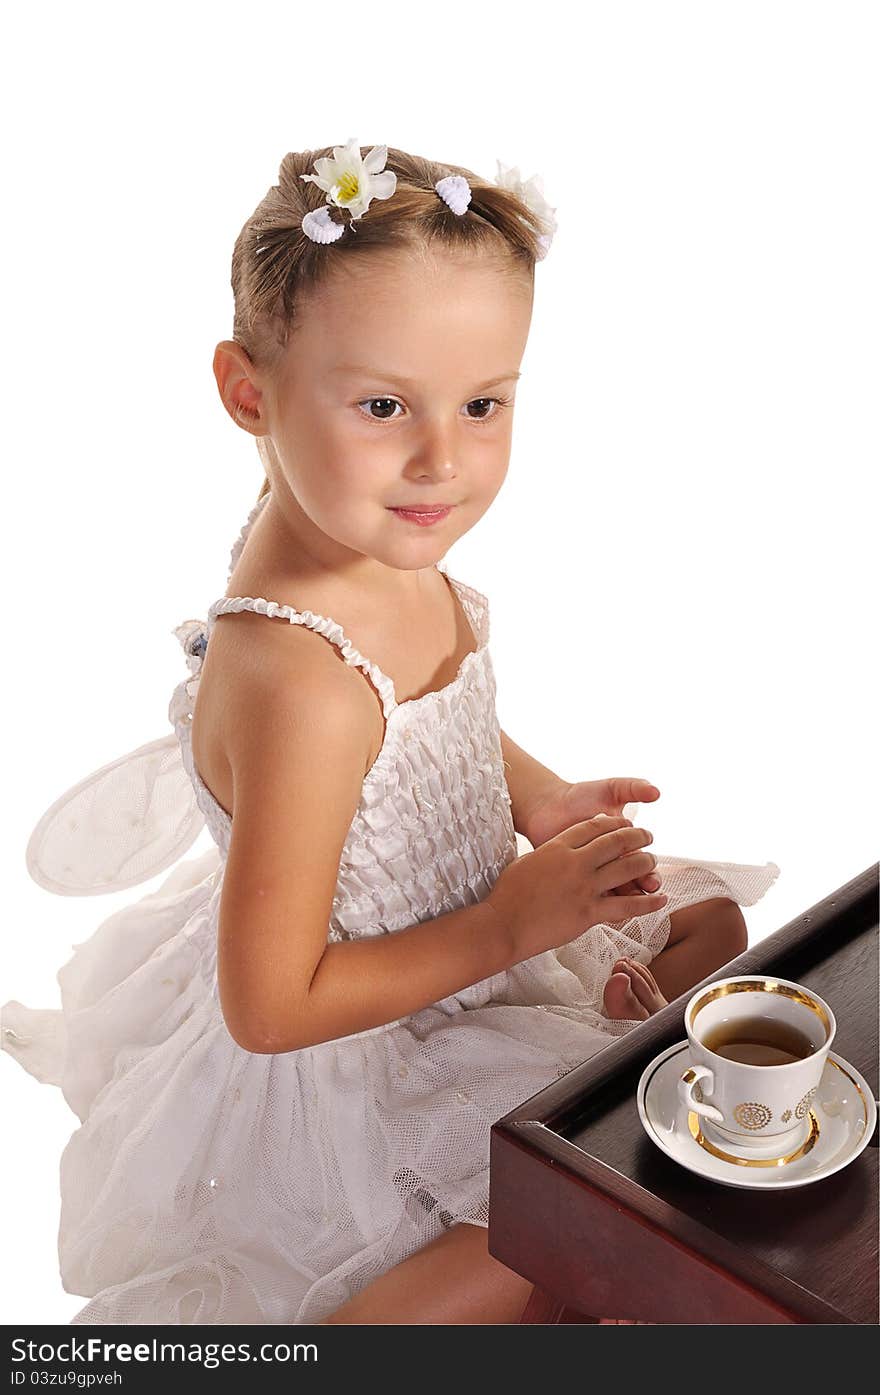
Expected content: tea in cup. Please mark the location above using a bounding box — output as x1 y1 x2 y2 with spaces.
678 975 836 1159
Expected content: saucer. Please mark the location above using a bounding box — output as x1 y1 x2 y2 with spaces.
637 1040 877 1190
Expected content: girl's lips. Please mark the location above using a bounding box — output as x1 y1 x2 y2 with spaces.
389 505 454 527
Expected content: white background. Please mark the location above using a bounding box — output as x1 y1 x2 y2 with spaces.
2 0 877 1325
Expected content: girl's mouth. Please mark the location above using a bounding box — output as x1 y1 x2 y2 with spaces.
388 506 454 527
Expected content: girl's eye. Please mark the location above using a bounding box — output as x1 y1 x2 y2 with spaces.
356 396 511 425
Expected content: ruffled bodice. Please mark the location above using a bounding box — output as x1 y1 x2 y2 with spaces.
170 567 519 945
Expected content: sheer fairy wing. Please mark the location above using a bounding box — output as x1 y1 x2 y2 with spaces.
25 733 206 896
24 550 245 898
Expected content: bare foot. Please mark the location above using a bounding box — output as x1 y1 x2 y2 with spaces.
603 957 668 1020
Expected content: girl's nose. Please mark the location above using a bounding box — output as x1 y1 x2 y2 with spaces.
407 419 459 478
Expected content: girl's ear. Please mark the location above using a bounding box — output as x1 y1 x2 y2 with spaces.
212 340 265 435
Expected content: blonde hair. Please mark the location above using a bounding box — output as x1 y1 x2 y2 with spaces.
228 145 547 506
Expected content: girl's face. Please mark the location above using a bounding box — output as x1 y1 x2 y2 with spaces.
225 248 533 587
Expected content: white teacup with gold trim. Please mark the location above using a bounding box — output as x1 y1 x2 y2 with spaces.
678 975 836 1160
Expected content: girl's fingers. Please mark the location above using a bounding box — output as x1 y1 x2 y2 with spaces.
620 879 660 896
602 892 668 923
610 880 635 897
612 874 660 897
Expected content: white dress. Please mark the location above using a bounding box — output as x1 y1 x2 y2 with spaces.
1 493 781 1326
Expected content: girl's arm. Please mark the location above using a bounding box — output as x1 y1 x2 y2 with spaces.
215 629 522 1055
296 899 518 1053
499 728 569 844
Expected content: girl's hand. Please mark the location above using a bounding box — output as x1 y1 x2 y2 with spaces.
525 778 663 897
486 814 667 959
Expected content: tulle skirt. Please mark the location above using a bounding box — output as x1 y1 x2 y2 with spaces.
2 844 780 1324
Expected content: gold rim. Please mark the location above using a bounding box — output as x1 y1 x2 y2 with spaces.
825 1056 869 1124
688 1109 821 1166
688 979 832 1036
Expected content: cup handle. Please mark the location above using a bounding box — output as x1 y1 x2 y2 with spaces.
679 1065 724 1123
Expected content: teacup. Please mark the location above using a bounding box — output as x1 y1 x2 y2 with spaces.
678 974 836 1159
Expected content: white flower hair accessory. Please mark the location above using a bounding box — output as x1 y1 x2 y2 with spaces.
298 138 557 258
493 159 558 259
300 137 397 242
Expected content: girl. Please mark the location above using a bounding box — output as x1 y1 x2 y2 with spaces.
2 139 780 1326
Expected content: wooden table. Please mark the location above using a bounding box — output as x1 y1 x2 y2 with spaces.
488 864 878 1325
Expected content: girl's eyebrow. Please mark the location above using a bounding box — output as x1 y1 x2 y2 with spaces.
331 365 521 390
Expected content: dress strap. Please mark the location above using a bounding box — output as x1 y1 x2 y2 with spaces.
206 597 398 721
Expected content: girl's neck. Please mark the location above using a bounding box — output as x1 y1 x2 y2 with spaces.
230 489 443 615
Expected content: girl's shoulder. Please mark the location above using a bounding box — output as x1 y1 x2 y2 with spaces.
191 592 383 824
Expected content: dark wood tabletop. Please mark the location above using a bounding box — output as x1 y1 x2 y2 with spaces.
489 864 879 1324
